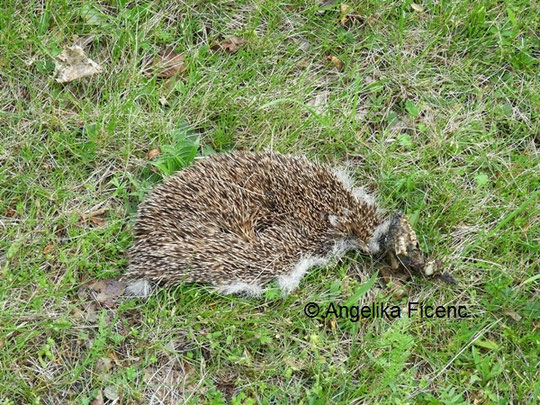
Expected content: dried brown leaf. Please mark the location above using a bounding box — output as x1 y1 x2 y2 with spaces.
339 3 363 26
329 318 337 330
152 49 186 78
54 45 102 83
411 3 424 12
297 59 309 69
504 309 522 322
90 215 105 226
109 350 121 366
327 55 343 71
42 243 54 255
80 207 108 227
90 279 127 308
212 37 247 54
340 4 352 25
147 148 161 160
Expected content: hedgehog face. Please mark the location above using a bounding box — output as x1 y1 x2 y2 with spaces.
384 212 428 276
380 213 457 284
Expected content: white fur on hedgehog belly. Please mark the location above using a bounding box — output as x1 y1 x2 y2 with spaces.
216 239 358 297
125 279 154 297
217 282 264 296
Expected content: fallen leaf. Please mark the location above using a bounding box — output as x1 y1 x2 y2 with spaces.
147 148 161 160
151 49 186 78
339 3 363 26
411 3 424 12
54 45 102 83
297 59 309 69
109 351 121 366
212 37 247 54
90 216 105 226
504 309 522 322
389 284 407 299
340 4 353 25
327 55 343 71
42 243 54 255
89 279 127 308
80 207 108 227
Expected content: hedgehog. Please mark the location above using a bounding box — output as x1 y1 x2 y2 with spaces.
123 151 455 297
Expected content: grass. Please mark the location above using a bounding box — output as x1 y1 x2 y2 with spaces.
0 0 538 403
